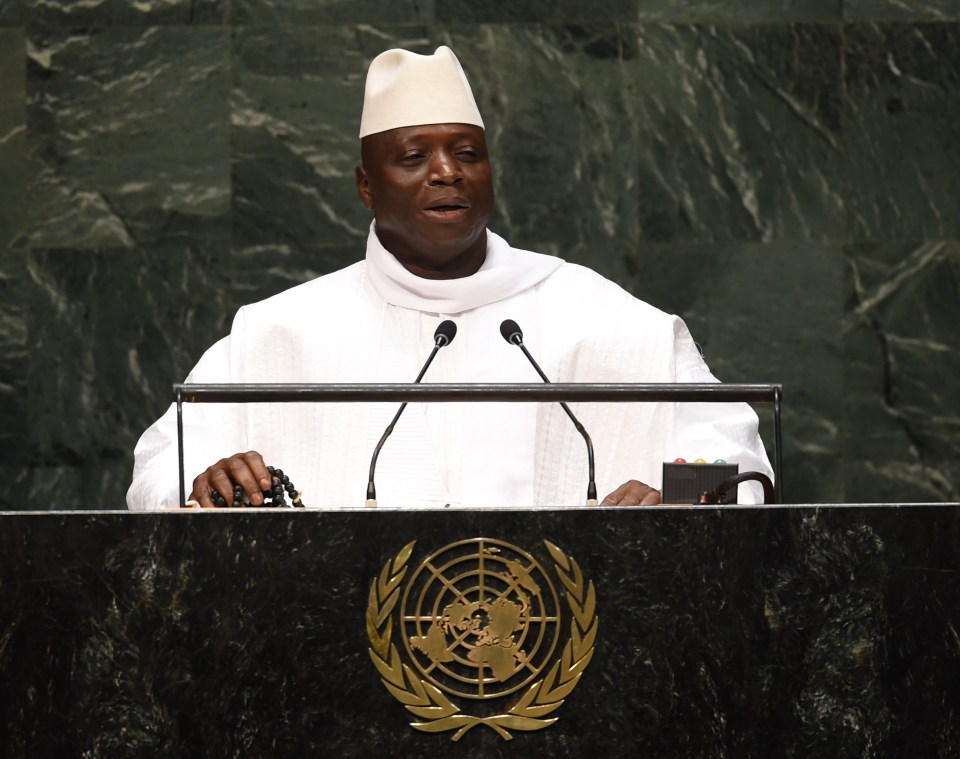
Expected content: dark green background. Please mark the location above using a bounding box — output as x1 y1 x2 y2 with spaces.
1 0 958 507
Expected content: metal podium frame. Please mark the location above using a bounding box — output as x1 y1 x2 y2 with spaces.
173 382 784 507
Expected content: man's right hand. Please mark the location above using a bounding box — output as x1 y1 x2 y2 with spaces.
188 451 272 508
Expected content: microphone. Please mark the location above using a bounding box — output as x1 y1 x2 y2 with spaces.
365 319 457 508
499 319 598 506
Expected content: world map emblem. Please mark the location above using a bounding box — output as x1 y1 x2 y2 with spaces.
365 538 598 741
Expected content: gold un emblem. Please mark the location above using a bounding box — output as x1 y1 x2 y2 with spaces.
365 538 598 741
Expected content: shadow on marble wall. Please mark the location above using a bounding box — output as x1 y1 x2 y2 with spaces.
1 0 959 507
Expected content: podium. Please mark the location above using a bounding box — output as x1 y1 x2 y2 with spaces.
2 504 958 756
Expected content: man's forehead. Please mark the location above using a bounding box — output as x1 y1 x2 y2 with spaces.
361 123 487 162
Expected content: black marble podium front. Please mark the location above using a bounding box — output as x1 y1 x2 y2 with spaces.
1 505 958 757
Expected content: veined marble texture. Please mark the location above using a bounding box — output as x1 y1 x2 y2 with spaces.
0 236 26 465
14 0 227 26
0 27 26 466
1 7 959 507
845 241 960 501
436 0 843 23
24 246 232 507
1 507 959 755
26 25 231 249
0 28 25 250
845 0 960 20
232 0 434 24
630 24 844 244
845 23 960 241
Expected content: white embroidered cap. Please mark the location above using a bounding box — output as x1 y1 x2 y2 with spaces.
359 46 484 138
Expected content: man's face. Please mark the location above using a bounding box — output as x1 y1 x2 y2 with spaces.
355 123 495 279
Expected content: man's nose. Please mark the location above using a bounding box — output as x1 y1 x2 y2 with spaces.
428 151 463 185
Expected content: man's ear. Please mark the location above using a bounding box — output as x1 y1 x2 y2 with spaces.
355 164 374 210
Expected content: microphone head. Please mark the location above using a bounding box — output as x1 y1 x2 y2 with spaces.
499 319 523 345
434 319 457 347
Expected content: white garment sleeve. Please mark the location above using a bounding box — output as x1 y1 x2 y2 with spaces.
126 335 245 510
668 318 774 504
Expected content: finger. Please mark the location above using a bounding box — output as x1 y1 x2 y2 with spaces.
600 481 631 506
241 451 273 493
601 480 661 507
640 487 662 506
190 474 218 509
618 483 646 505
226 452 272 506
209 467 238 506
222 462 263 507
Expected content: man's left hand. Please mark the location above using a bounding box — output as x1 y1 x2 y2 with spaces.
601 480 661 506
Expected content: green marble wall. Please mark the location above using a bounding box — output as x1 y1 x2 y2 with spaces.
1 0 958 508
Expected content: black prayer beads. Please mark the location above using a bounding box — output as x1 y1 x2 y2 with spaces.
211 466 305 508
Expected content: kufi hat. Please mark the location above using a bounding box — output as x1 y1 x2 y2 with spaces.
359 46 484 138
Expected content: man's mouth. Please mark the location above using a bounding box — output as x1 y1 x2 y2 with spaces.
423 201 470 219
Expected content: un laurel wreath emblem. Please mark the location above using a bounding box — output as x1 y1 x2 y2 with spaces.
365 538 598 741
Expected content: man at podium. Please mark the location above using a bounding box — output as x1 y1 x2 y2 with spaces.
127 46 772 511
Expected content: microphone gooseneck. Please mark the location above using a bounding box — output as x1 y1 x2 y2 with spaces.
499 319 598 506
699 471 775 505
366 319 457 507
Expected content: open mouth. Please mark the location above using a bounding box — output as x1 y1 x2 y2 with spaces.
424 203 470 219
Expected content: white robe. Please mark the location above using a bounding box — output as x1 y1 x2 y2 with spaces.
127 226 772 510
